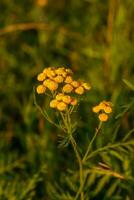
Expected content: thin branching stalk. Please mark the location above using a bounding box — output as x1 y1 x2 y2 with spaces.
82 122 102 163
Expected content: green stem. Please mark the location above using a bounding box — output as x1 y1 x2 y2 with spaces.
60 112 84 200
82 122 102 163
70 136 84 200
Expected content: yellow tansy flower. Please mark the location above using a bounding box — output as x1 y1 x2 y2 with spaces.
92 105 101 113
47 80 58 91
54 75 64 83
37 73 46 81
70 98 78 106
43 79 50 87
75 86 84 95
104 106 112 114
56 93 64 101
43 68 48 74
36 85 46 94
82 83 91 90
62 71 67 78
99 101 112 109
63 84 73 93
46 69 56 78
57 102 67 111
50 99 59 108
71 81 79 88
55 68 65 75
65 76 73 84
98 113 108 122
62 95 71 104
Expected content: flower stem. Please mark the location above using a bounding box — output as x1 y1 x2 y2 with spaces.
70 136 84 200
82 122 102 163
60 112 84 200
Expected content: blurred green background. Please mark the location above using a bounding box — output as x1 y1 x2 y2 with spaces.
0 0 134 199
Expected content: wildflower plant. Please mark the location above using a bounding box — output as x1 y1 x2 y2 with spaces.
34 67 134 200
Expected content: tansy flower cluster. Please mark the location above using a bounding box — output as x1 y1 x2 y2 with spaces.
36 67 91 111
92 101 112 122
50 93 77 111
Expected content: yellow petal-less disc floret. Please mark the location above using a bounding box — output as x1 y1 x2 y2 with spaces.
82 83 91 90
55 68 65 75
56 93 64 101
43 79 50 87
98 113 108 122
37 73 46 81
71 81 79 88
92 105 101 113
43 68 48 74
57 102 67 111
65 76 73 84
54 75 64 83
62 95 71 104
70 98 78 106
47 80 58 91
99 101 112 110
36 85 46 94
62 71 67 78
103 106 112 114
63 84 73 93
46 69 56 78
50 99 59 108
75 86 84 95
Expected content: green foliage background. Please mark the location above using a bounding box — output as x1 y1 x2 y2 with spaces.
0 0 134 199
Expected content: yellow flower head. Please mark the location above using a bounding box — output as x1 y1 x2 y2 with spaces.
57 102 67 111
82 83 91 90
37 73 46 81
63 84 73 93
99 101 112 113
47 80 58 91
92 105 101 113
98 113 108 122
56 93 64 101
65 76 73 84
104 106 112 114
62 95 71 104
43 79 50 87
50 99 59 108
54 75 64 83
71 81 79 88
46 68 56 78
75 86 84 95
36 85 46 94
55 67 66 76
70 98 78 106
62 71 67 78
99 101 112 109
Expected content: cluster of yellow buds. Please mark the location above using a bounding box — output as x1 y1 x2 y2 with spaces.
36 67 91 111
92 101 112 122
50 93 77 111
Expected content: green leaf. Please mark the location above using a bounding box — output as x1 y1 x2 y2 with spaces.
123 79 134 90
93 175 110 196
105 180 120 198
